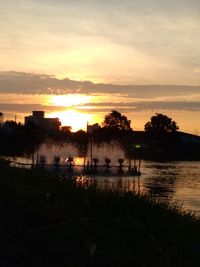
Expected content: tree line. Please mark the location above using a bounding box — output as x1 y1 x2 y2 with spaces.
0 110 181 159
102 110 178 134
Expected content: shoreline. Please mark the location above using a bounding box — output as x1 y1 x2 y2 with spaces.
1 159 200 266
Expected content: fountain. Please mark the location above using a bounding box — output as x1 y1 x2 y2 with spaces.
33 140 141 176
7 140 141 194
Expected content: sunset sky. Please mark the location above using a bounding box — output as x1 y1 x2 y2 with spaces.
1 0 200 132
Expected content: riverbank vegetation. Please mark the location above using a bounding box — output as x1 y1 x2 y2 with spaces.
1 159 200 266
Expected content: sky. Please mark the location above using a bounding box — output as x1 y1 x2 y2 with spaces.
1 0 200 132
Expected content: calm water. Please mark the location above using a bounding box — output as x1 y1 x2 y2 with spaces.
140 161 200 213
9 155 200 214
76 161 200 214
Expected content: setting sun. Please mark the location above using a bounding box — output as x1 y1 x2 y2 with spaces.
47 110 92 132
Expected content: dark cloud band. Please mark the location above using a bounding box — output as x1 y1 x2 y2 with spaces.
0 101 200 114
0 71 200 97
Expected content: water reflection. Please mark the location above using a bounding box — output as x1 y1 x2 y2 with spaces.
141 162 179 200
75 175 141 194
140 161 200 214
7 142 200 213
143 175 176 199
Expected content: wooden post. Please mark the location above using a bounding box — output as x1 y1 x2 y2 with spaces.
83 142 87 171
31 153 35 169
134 159 136 168
128 159 131 172
138 159 141 172
90 138 93 172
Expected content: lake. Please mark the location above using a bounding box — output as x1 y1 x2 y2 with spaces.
75 161 200 215
141 161 200 214
9 154 200 214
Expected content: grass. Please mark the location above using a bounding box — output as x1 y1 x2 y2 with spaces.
0 159 200 266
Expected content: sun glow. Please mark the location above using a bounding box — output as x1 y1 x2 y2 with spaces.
49 94 92 107
48 110 92 132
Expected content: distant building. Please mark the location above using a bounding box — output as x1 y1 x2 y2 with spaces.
178 131 200 145
25 111 61 131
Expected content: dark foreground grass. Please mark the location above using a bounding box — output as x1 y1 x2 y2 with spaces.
0 159 200 267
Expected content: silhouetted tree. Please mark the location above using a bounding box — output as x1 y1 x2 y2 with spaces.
144 113 179 134
3 120 19 130
102 110 132 132
72 130 88 156
61 126 72 134
144 113 179 160
0 112 3 124
23 121 46 155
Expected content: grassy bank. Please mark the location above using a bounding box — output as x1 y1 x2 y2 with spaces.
0 159 200 267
